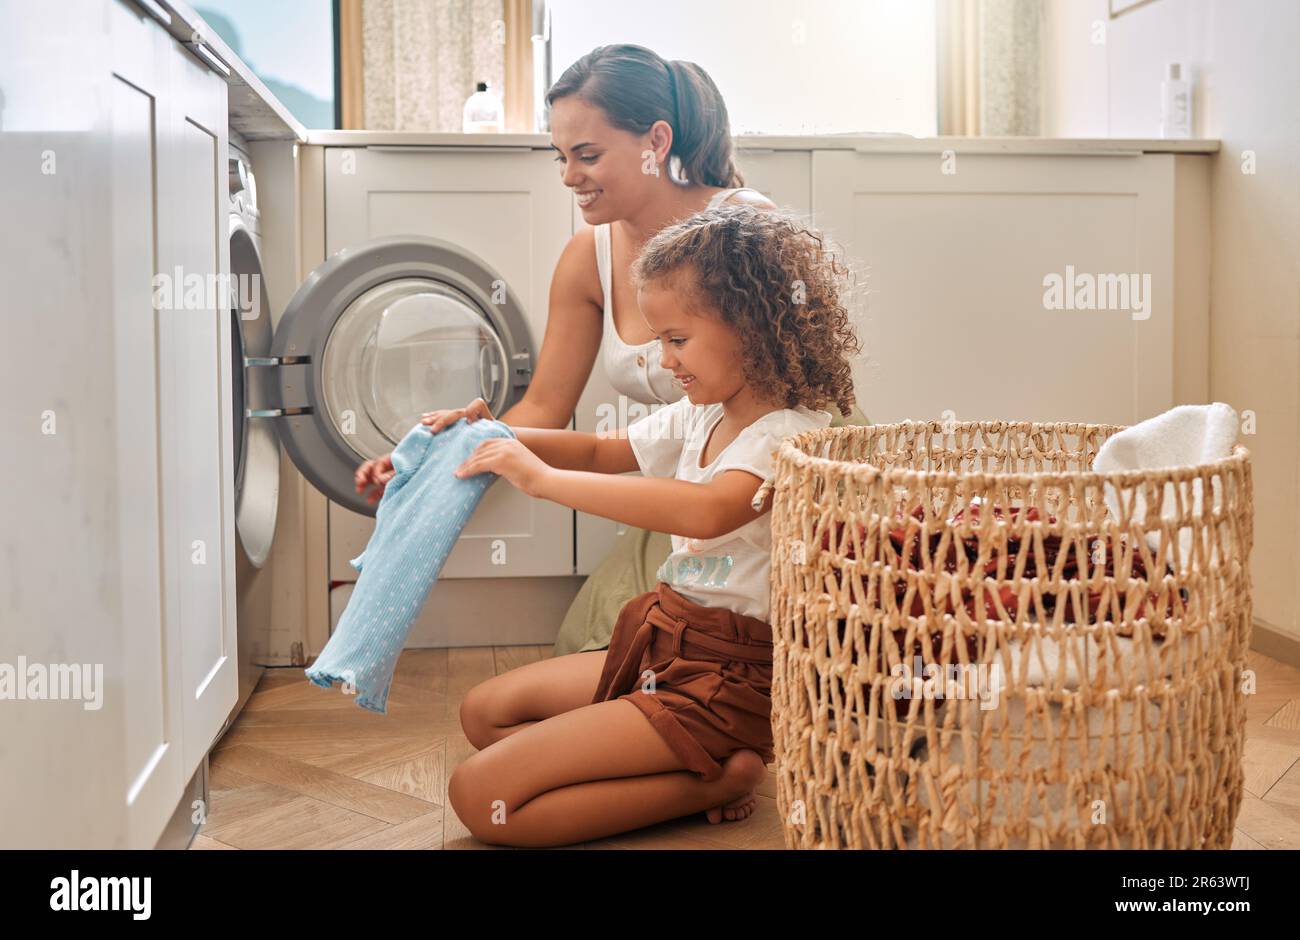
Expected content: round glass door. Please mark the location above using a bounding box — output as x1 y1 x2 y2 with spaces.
271 234 533 517
320 279 510 461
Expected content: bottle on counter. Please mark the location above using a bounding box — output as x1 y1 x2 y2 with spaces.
463 81 504 133
1159 63 1192 139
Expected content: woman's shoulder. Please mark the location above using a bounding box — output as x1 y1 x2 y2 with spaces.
714 187 778 210
551 224 603 305
561 222 600 258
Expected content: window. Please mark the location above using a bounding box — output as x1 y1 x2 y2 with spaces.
195 0 338 129
547 0 938 137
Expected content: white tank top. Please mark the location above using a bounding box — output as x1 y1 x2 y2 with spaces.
595 187 763 405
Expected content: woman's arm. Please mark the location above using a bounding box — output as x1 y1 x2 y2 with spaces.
497 228 604 430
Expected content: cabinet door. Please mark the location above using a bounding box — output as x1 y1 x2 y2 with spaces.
109 0 187 850
736 149 811 216
324 146 575 578
156 34 238 781
811 150 1178 425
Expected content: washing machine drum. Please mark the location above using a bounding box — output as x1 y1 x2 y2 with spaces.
270 236 532 517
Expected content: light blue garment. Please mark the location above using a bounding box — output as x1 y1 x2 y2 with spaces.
305 417 514 713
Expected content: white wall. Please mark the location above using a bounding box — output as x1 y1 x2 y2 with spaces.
547 0 937 137
1043 0 1300 642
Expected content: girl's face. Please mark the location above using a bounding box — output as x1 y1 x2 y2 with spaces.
548 94 670 225
637 274 747 406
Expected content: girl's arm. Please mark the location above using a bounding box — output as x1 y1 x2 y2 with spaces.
510 427 639 474
535 468 767 541
452 437 766 540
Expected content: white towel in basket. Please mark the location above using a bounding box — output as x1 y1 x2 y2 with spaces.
1093 402 1239 561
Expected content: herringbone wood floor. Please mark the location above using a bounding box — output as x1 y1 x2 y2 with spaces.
191 646 1300 850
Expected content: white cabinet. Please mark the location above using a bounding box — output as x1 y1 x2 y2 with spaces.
0 0 236 848
811 149 1209 425
157 9 238 808
114 0 236 847
108 0 186 852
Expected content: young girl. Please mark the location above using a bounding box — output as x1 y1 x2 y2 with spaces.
418 205 857 847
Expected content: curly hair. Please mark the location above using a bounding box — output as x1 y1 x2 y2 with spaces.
630 204 861 416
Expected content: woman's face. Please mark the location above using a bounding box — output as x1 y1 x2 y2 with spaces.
549 94 669 225
637 273 746 406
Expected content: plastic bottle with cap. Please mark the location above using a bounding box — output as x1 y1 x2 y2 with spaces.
1159 63 1192 139
463 81 504 133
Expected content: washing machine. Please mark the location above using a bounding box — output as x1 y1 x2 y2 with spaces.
226 138 581 675
226 130 277 721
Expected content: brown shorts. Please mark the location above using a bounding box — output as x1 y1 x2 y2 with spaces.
590 581 774 782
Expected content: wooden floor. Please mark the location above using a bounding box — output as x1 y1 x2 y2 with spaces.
192 645 1300 850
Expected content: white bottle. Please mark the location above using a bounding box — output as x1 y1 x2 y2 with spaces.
463 81 503 133
1159 63 1192 139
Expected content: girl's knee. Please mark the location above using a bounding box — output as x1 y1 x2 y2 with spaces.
448 760 497 844
448 758 528 847
458 680 501 750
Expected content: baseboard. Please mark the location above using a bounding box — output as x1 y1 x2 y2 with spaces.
1251 618 1300 670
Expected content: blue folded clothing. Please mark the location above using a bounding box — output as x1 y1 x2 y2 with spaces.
305 417 514 713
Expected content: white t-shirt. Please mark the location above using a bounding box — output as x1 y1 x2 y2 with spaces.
626 396 833 621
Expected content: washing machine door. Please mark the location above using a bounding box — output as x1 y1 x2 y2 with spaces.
269 235 532 516
229 213 280 568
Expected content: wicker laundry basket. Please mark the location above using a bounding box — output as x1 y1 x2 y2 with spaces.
769 420 1253 849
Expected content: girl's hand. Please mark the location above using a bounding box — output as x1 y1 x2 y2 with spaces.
355 452 396 505
421 397 494 434
454 438 550 497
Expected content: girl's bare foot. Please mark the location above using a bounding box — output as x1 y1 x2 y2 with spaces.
705 749 767 824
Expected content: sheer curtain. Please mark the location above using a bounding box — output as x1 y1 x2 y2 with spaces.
937 0 1042 136
360 0 506 131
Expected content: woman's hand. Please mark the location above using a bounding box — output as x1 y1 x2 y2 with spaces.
421 397 494 434
454 438 551 497
355 453 396 505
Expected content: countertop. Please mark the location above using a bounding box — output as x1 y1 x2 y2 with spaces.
158 0 307 141
303 130 1221 154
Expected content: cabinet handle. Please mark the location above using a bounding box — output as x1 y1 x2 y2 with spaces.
126 0 171 27
184 39 232 77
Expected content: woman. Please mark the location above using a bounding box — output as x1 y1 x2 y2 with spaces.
356 44 860 655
